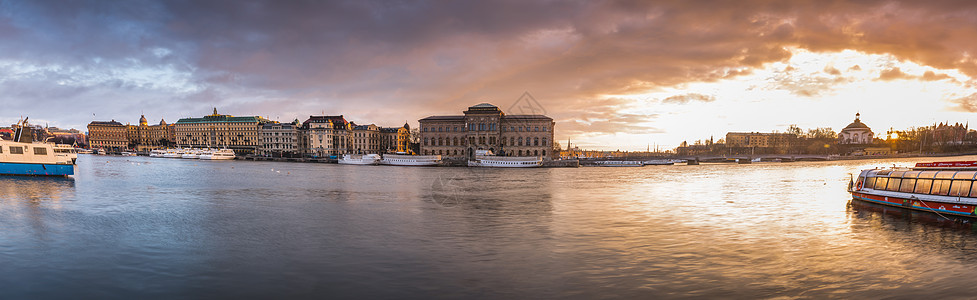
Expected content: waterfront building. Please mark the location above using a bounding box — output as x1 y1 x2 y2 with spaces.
174 108 270 154
838 113 874 144
379 123 411 154
46 127 88 146
87 120 128 152
126 115 175 151
303 115 352 156
418 103 555 159
351 123 380 154
725 132 795 148
259 120 303 157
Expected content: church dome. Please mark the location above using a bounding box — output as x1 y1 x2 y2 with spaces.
139 115 148 126
844 113 870 130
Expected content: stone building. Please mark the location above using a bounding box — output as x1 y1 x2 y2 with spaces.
87 120 128 152
126 115 175 151
418 103 555 159
379 123 411 154
351 123 380 154
303 115 352 156
838 113 874 144
725 132 795 148
259 120 303 157
174 108 270 153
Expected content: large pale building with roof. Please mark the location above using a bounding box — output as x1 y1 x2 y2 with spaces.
127 115 175 151
88 120 128 151
174 108 270 153
418 103 555 159
303 115 352 156
838 113 874 144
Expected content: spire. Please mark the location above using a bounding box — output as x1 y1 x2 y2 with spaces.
212 107 218 116
855 112 860 121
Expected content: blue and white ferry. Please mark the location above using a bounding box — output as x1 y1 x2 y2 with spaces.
0 123 74 177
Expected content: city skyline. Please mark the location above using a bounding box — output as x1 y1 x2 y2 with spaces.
3 1 977 150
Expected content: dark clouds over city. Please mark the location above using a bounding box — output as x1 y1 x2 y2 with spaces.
3 0 977 148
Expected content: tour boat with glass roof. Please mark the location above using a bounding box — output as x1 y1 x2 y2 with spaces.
850 161 977 218
595 160 644 167
467 150 542 168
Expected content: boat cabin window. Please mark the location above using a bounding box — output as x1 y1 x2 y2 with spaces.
932 179 952 196
954 171 977 180
903 171 921 178
875 177 888 190
915 179 933 194
886 178 902 191
889 171 906 178
949 180 973 197
9 146 23 154
33 147 47 155
864 177 877 189
935 171 956 179
899 179 916 193
918 171 938 179
876 170 892 176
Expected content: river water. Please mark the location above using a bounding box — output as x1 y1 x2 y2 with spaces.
3 154 977 298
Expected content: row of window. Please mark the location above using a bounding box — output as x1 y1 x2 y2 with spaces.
0 146 47 155
423 136 548 147
424 149 547 156
423 125 549 133
863 176 977 197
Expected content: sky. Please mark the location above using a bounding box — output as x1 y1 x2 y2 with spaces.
3 0 977 150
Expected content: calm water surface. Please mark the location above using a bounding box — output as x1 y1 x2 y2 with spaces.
3 155 977 298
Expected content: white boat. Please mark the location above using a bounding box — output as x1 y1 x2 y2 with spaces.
595 160 644 167
162 148 184 158
199 149 236 160
381 154 441 166
149 149 166 157
181 148 201 159
120 151 137 156
53 144 78 164
467 150 542 168
0 123 74 176
643 159 675 166
339 153 381 165
76 148 94 154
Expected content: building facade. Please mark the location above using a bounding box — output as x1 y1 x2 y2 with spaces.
303 115 352 156
174 108 269 153
379 123 411 154
418 103 555 159
725 132 796 148
838 113 874 144
259 121 303 157
351 124 380 154
87 120 128 152
126 115 175 151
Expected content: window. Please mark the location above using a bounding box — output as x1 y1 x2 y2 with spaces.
914 179 932 194
932 179 952 195
33 147 46 155
542 138 547 146
899 179 916 193
950 180 972 197
534 137 539 146
9 146 23 154
864 177 877 189
874 177 888 191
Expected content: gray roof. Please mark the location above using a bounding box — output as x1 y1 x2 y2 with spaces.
419 116 465 121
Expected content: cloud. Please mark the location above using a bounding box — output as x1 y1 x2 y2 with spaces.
662 93 716 104
2 0 977 139
878 67 910 80
951 93 977 112
824 66 841 75
922 70 952 81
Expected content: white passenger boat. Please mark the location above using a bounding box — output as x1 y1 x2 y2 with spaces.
76 148 94 154
199 148 236 160
0 123 74 176
595 160 644 167
181 148 201 159
339 153 381 165
851 161 977 218
643 159 675 166
162 148 184 158
467 150 542 168
149 149 166 157
120 151 137 156
380 154 441 166
53 144 78 164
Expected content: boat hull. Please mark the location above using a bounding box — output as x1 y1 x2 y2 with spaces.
0 162 73 176
381 160 438 166
850 191 977 217
467 160 542 168
199 155 234 160
338 160 379 165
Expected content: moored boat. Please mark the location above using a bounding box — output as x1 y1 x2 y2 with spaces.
339 153 381 165
467 150 541 168
0 123 74 176
162 148 184 158
380 154 440 166
199 148 236 160
149 149 166 157
181 148 201 159
850 161 977 218
595 160 643 167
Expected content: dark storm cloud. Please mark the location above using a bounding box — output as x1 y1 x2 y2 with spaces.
3 0 977 135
